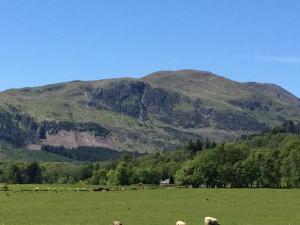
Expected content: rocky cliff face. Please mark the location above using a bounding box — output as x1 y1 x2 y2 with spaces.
85 79 268 131
0 70 299 154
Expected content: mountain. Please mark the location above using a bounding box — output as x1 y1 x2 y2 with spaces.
0 70 299 157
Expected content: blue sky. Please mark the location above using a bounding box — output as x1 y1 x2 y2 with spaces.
0 0 299 96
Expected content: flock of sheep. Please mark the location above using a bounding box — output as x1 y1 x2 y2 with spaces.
113 217 219 225
177 218 219 225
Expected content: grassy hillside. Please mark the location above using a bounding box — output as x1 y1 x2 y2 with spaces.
0 70 299 155
0 142 73 162
143 70 300 126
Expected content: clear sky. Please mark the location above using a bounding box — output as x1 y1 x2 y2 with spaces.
0 0 299 96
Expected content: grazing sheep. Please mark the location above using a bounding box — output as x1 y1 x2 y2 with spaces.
113 221 122 225
204 217 219 225
176 221 186 225
80 188 88 192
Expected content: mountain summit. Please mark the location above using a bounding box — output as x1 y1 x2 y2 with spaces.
0 70 299 154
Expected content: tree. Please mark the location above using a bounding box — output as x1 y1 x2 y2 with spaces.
136 167 160 184
7 164 23 184
26 162 42 183
257 150 281 188
281 148 300 187
193 151 221 188
175 160 194 186
72 164 93 181
0 166 5 183
195 139 203 152
107 162 133 186
186 139 196 155
38 125 46 139
240 153 261 187
204 139 211 149
297 122 300 135
90 168 108 185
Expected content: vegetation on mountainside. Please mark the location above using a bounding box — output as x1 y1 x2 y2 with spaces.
1 70 300 152
0 121 300 188
41 145 138 162
0 107 111 147
0 142 73 162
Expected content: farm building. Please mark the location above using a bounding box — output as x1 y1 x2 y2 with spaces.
160 179 170 186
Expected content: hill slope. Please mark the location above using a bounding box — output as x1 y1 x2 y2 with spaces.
0 142 74 162
0 70 299 155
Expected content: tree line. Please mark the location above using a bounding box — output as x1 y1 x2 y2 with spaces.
41 145 136 162
0 121 299 188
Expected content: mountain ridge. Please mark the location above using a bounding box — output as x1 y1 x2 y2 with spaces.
0 69 299 157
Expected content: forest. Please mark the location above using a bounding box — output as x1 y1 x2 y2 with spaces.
0 121 299 188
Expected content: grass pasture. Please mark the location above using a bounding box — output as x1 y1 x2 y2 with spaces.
0 186 299 225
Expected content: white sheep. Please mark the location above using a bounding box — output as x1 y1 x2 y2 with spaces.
176 221 186 225
204 217 219 225
113 221 122 225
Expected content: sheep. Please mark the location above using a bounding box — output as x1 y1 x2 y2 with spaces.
204 217 219 225
176 221 186 225
113 221 122 225
79 188 88 192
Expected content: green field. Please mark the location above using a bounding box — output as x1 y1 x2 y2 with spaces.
0 187 300 225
